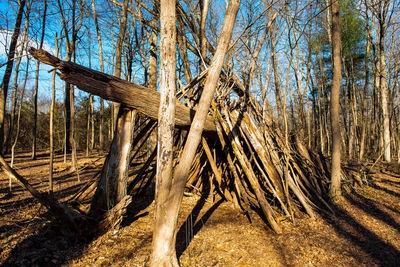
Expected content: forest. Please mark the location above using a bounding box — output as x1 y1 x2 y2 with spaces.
0 0 400 266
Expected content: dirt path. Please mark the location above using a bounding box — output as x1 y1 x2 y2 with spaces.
1 153 400 266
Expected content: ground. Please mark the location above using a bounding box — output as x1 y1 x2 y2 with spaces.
1 151 400 266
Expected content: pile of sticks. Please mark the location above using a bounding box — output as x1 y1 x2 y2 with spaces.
125 99 358 233
13 48 361 234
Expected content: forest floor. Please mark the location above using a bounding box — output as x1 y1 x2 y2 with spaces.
1 151 400 266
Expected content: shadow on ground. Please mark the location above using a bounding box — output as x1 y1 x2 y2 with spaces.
322 172 400 267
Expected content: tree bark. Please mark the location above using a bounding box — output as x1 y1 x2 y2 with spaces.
90 107 136 217
328 0 342 201
0 0 27 153
150 0 240 265
150 0 177 264
379 40 391 162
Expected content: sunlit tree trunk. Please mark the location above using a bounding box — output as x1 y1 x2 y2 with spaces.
150 0 240 265
150 0 177 264
329 0 342 201
49 34 60 194
378 39 391 162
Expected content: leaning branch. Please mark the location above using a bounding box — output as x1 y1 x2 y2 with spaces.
28 48 216 132
0 154 80 230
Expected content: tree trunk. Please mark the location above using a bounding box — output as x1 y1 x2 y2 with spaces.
379 42 391 162
360 13 372 161
49 34 60 194
328 0 342 201
90 95 94 151
0 0 27 153
269 25 283 125
10 56 29 191
147 6 159 156
32 0 47 160
86 96 91 157
90 108 136 217
150 0 177 264
5 3 31 154
91 0 105 152
150 0 240 265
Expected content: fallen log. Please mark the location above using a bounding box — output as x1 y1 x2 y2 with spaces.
29 48 216 133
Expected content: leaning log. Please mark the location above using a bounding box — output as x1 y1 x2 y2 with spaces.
29 48 216 132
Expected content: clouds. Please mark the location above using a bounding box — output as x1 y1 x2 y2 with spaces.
0 27 55 63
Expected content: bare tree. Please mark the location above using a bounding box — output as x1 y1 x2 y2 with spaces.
150 0 177 264
0 0 27 153
49 34 61 194
371 0 396 162
91 0 105 152
32 0 47 159
329 0 342 201
5 0 32 154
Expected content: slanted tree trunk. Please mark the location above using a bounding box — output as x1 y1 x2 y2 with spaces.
329 0 342 201
199 0 210 70
150 0 240 265
0 0 27 153
150 0 177 264
32 0 47 160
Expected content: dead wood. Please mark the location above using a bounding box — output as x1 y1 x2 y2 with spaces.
28 48 216 133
